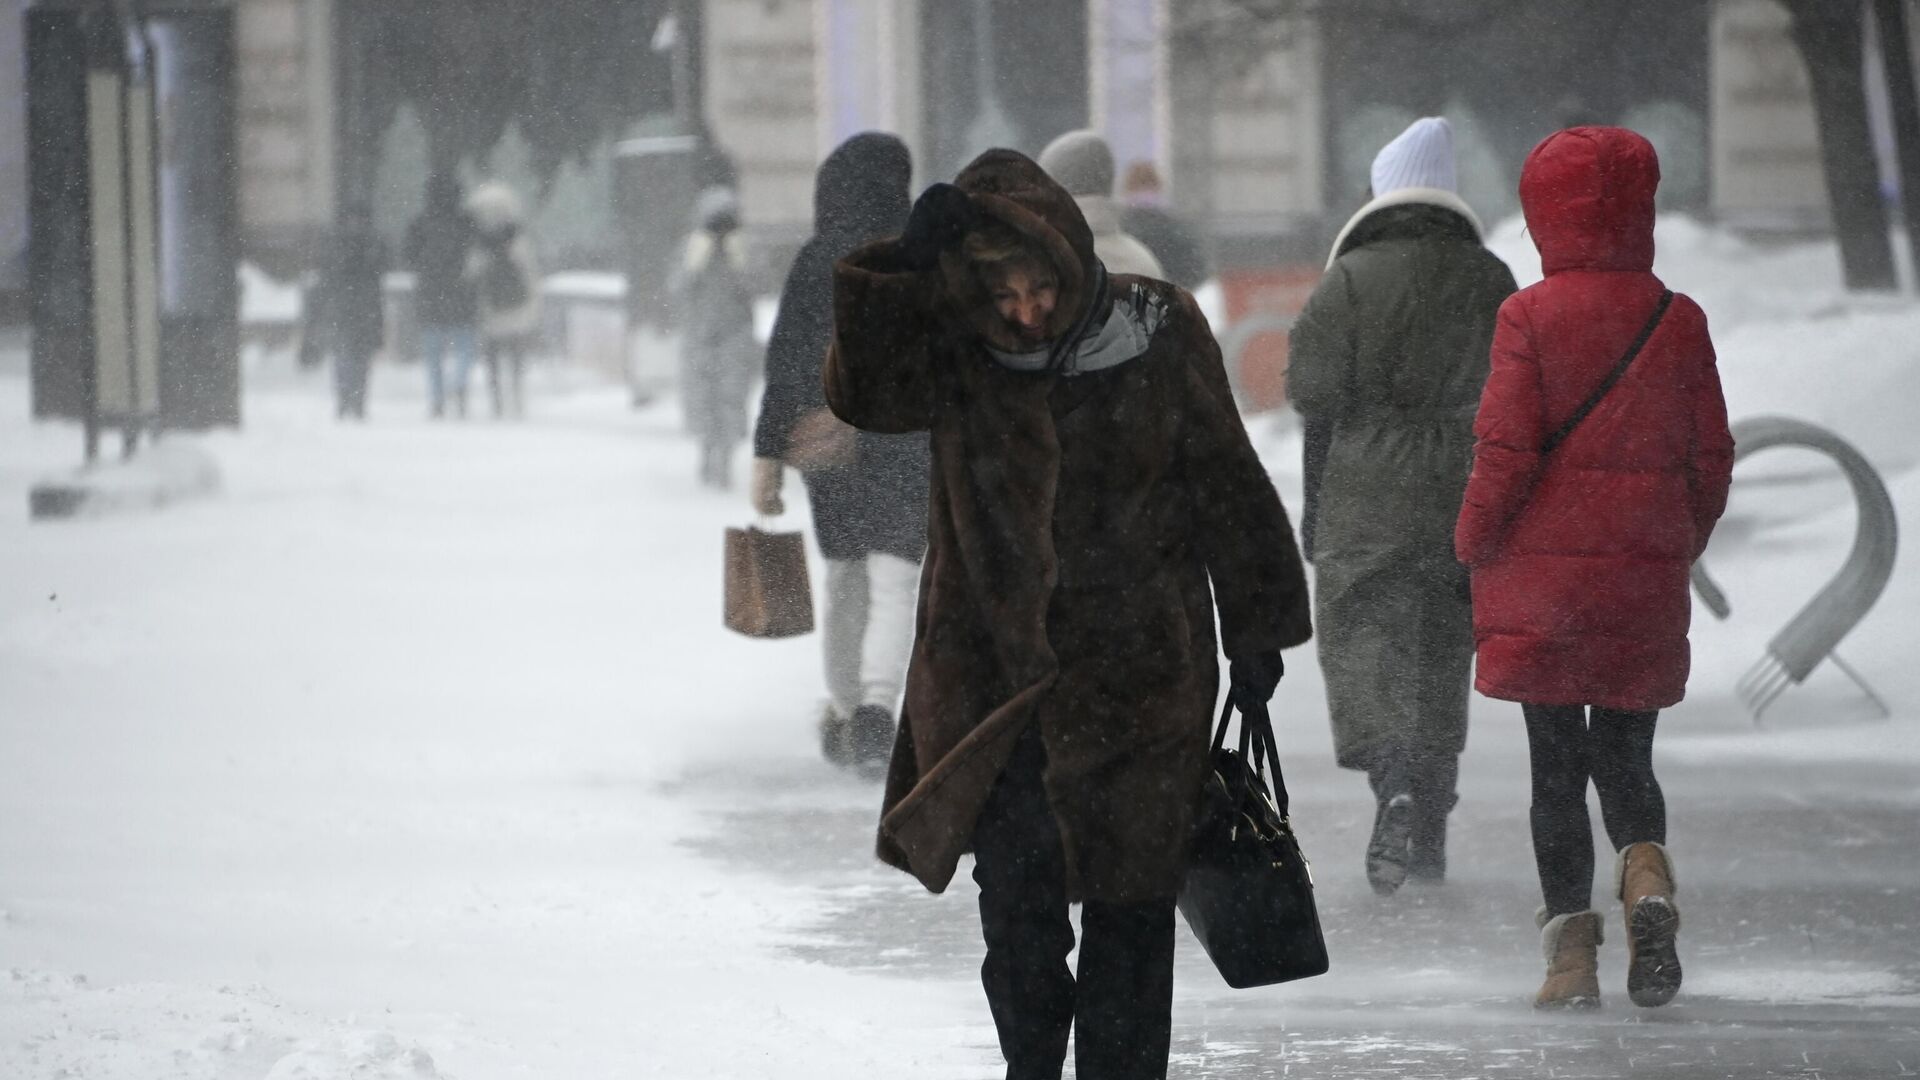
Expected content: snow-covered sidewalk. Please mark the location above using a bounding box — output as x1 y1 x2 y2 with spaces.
0 363 994 1079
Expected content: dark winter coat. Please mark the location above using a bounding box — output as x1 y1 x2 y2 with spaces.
312 226 387 358
1456 127 1734 712
1122 203 1210 289
404 201 477 328
753 133 930 563
824 150 1312 904
1288 190 1516 770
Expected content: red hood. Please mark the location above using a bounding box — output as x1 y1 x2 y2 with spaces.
1520 126 1659 276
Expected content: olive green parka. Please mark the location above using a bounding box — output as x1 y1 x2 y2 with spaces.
1288 189 1516 770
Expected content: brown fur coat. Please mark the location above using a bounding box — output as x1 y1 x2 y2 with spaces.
825 151 1311 904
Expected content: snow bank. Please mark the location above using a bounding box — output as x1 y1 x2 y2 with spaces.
0 971 303 1079
1485 213 1852 332
29 438 222 519
265 1031 445 1080
1496 213 1920 467
240 263 303 326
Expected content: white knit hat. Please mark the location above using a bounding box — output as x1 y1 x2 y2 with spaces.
1370 117 1457 196
1038 129 1117 197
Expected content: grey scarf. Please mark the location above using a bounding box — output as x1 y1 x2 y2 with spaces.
988 274 1169 377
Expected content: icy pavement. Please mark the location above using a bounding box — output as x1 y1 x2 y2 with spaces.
675 713 1920 1078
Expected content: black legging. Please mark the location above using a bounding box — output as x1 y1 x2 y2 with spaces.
1523 704 1665 917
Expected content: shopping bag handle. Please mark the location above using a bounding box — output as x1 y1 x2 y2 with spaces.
1210 696 1292 820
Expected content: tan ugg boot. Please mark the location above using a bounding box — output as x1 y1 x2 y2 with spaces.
1616 842 1682 1007
1535 909 1604 1009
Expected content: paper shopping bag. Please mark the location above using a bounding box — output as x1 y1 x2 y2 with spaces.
724 526 815 638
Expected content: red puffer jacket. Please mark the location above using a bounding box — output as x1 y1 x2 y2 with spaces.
1455 127 1735 711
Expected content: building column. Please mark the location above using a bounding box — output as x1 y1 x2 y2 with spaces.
1711 0 1826 229
1088 0 1169 187
815 0 921 160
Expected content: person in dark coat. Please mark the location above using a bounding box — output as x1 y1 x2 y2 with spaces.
825 149 1312 1080
1119 160 1211 289
1456 126 1733 1010
405 171 478 419
460 182 541 419
308 204 387 420
750 133 930 768
1288 117 1517 896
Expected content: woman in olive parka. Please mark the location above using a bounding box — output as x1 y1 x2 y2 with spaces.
1289 117 1516 894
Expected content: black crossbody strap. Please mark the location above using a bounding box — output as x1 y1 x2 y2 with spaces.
1540 289 1674 455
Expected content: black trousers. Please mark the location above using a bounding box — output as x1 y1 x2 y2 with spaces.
972 728 1176 1080
1363 749 1458 809
1522 704 1665 916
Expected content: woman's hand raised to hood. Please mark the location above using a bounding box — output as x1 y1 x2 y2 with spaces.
898 184 980 271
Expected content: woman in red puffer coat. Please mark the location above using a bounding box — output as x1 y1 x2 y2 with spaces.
1455 127 1734 1012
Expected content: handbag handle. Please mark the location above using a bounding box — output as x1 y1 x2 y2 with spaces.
1211 697 1293 820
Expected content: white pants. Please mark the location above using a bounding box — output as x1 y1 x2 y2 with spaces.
822 553 921 719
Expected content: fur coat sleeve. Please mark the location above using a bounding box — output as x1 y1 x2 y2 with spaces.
1176 293 1314 659
823 241 941 434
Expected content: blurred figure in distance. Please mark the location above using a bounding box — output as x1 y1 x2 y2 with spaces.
1037 129 1165 280
405 171 478 419
751 133 929 769
465 183 541 419
673 186 759 490
1119 160 1211 289
306 202 387 421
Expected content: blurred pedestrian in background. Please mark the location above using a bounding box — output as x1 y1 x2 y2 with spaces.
1455 126 1733 1011
750 133 929 769
826 150 1311 1080
304 202 387 421
1119 160 1211 289
673 186 758 490
405 171 478 420
465 183 541 419
1289 117 1516 896
1037 129 1165 279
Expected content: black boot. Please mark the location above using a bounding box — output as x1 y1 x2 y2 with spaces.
849 705 895 772
1364 754 1415 895
1408 755 1460 883
1366 793 1416 895
1408 790 1459 883
817 703 856 767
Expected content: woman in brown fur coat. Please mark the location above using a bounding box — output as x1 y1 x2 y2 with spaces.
825 149 1312 1080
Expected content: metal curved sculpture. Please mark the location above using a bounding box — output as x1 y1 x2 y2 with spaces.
1691 416 1899 722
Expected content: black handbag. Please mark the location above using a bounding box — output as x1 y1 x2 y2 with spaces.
1178 698 1330 989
